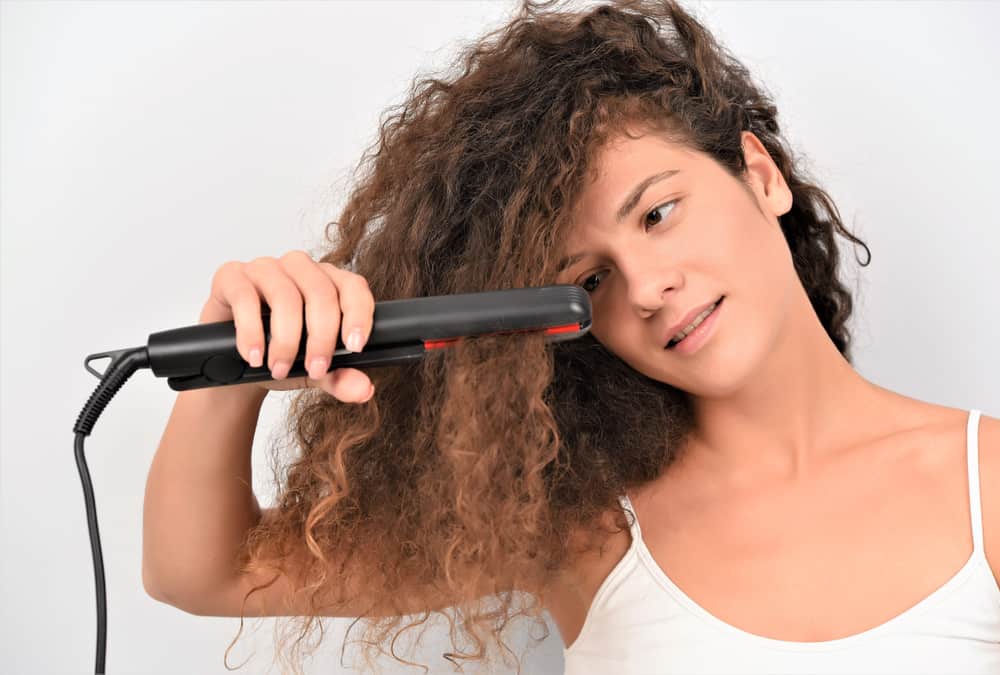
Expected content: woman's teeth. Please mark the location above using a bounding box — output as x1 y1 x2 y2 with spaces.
669 299 720 346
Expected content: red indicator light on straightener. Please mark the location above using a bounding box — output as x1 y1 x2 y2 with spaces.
422 322 585 350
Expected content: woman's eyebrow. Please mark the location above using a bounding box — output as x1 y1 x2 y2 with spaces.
615 169 681 223
557 168 682 273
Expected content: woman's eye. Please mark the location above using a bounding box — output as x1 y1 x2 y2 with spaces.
644 199 677 231
579 271 605 294
577 199 679 295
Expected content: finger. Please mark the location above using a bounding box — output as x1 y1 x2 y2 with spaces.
278 251 345 382
324 367 375 403
242 256 302 379
211 261 265 367
317 263 376 356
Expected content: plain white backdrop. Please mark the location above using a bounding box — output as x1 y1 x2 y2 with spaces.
2 1 998 673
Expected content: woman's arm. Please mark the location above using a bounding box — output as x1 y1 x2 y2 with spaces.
142 384 268 606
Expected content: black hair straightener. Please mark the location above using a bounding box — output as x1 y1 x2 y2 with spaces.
72 284 591 674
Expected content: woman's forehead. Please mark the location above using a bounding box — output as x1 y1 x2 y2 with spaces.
593 130 696 170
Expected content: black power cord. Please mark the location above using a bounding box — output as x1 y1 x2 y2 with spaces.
73 347 150 675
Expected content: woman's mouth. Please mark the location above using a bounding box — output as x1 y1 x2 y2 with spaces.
666 296 724 353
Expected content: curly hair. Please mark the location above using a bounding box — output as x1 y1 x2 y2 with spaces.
227 1 871 673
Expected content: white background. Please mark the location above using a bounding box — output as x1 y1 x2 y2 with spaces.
2 1 998 673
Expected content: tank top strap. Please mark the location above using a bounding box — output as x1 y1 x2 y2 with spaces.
617 492 643 542
968 409 985 553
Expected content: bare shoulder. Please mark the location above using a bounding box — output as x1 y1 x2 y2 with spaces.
975 411 1000 589
886 398 999 588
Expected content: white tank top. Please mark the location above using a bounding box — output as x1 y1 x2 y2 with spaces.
563 408 1000 674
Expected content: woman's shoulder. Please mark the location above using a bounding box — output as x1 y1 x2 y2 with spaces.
914 400 1000 588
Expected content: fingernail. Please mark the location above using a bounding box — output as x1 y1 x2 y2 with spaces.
308 357 328 379
249 347 263 368
272 360 290 380
346 328 363 352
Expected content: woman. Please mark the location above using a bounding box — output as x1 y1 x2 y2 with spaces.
549 112 1000 674
142 1 1000 673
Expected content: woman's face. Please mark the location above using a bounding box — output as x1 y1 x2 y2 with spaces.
556 128 795 397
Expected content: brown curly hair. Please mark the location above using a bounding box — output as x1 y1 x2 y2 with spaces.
228 1 871 673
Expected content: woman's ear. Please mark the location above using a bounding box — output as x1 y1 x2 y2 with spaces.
741 131 792 220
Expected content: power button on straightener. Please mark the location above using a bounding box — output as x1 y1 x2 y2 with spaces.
201 354 246 384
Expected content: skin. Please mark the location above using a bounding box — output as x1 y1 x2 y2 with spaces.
557 128 901 492
550 127 1000 644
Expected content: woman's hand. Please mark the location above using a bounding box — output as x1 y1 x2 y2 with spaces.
199 250 376 402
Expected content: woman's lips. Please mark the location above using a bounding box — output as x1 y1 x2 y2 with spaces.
665 296 724 352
